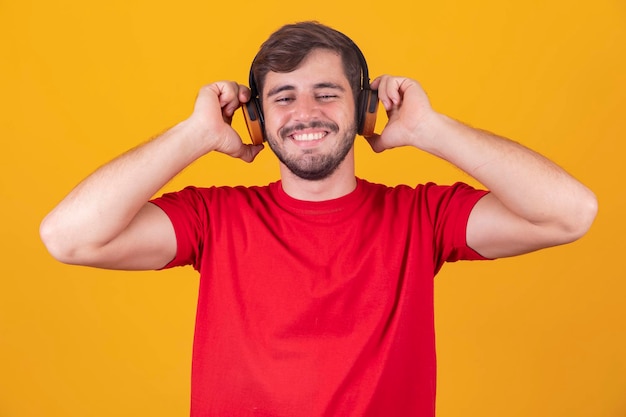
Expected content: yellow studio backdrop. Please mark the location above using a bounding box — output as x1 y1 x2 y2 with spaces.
1 0 624 416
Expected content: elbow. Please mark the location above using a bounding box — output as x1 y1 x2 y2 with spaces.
560 189 599 244
40 213 114 267
39 214 78 264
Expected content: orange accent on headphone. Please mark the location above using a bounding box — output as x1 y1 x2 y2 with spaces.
242 96 265 145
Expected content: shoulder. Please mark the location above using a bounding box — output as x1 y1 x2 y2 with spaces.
155 183 274 203
358 179 487 222
358 178 484 201
150 183 277 223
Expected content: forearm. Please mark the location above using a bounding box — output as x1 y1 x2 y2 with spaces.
421 113 597 234
40 120 207 259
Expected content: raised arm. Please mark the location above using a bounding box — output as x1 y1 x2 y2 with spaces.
40 82 264 270
368 75 597 259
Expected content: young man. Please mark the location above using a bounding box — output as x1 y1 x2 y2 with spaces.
40 22 597 416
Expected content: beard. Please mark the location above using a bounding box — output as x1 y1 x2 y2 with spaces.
266 120 357 181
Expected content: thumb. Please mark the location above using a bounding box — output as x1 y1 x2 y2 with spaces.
364 133 385 154
237 143 265 163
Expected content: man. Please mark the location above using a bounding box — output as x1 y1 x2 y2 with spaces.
40 21 597 416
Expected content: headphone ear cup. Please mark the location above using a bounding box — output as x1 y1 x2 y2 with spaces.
242 99 265 145
358 89 379 138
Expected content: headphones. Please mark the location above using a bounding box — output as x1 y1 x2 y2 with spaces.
242 43 379 145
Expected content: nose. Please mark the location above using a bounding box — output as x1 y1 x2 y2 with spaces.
292 95 321 121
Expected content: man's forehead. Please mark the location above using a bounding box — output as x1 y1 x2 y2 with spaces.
262 49 350 95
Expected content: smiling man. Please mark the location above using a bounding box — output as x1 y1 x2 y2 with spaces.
40 21 597 417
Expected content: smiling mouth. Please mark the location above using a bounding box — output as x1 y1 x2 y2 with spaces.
291 131 328 141
280 121 339 142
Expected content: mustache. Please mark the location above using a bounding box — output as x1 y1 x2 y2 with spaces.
279 121 339 138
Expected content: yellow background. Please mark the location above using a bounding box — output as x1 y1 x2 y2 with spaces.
1 0 624 416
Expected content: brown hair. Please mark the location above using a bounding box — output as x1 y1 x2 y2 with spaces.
251 21 363 101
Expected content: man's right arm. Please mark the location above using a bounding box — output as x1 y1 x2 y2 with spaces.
40 82 264 270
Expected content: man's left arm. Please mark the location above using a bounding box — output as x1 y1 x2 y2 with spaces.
368 75 598 259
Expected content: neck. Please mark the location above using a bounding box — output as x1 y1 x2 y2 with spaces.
279 150 357 201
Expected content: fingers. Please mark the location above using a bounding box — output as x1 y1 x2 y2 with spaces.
238 84 252 105
371 75 416 111
365 75 434 152
210 81 250 118
190 81 262 161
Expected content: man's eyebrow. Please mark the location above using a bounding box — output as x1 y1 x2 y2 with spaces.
266 85 295 98
313 82 346 91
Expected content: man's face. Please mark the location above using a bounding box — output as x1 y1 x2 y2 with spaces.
261 48 357 181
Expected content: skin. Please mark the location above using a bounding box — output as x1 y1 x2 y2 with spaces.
40 48 598 270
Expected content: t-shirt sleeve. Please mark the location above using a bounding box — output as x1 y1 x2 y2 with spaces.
424 182 490 267
149 186 209 271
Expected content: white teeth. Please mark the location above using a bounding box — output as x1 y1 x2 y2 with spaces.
292 132 326 141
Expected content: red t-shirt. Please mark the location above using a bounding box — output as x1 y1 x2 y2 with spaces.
151 178 489 417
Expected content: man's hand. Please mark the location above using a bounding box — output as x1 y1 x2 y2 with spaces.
187 81 264 163
365 75 435 153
